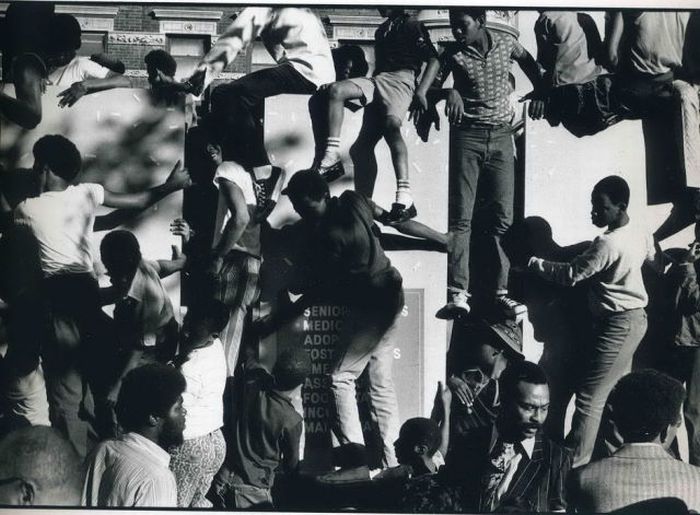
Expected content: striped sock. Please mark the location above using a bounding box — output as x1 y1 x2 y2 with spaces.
320 137 341 168
396 179 413 207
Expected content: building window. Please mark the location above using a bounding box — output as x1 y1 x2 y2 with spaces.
167 35 210 81
78 32 107 56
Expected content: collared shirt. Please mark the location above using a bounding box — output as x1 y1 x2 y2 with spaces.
535 11 604 88
438 30 526 126
83 432 177 507
374 13 437 75
226 360 303 489
204 7 335 88
528 222 657 316
114 259 175 348
14 183 104 277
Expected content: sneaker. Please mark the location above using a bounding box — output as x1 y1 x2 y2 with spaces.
386 202 418 224
494 295 527 319
316 161 345 183
436 291 471 320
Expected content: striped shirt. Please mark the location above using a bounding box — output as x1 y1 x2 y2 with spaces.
568 443 700 512
83 432 178 507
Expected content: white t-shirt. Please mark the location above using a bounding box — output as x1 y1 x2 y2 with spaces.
180 338 227 440
213 162 261 257
48 56 116 87
206 7 335 89
14 183 105 276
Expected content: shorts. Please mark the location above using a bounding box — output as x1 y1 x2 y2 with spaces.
348 69 417 121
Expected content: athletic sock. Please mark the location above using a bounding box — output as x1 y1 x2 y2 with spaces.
396 180 413 207
319 137 341 168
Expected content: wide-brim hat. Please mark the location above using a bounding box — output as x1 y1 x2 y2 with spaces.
486 318 523 359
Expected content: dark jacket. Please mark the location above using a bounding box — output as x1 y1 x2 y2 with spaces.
444 427 572 512
670 262 700 347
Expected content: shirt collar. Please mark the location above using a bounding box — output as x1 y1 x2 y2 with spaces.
122 432 171 468
490 426 536 459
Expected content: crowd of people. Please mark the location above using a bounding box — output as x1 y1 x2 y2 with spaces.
1 4 700 513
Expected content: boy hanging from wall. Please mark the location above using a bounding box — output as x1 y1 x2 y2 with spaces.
309 8 439 224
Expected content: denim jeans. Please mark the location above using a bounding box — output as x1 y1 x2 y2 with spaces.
330 273 404 468
566 308 647 467
448 124 514 297
210 63 316 168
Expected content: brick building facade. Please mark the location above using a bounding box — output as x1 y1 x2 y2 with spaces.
0 4 520 86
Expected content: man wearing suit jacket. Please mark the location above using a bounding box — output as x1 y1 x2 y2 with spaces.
443 360 571 512
568 369 700 513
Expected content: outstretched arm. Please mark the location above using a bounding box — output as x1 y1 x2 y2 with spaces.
58 75 133 108
102 161 191 210
187 7 270 92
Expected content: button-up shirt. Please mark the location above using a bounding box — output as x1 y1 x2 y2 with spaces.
438 30 527 126
83 432 178 507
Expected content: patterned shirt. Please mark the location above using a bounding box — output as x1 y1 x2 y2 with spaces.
438 30 526 126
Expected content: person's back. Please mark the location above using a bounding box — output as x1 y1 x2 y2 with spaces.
227 362 302 488
216 348 309 509
568 369 700 511
535 11 603 88
15 183 103 277
570 446 700 512
374 11 435 76
586 221 654 315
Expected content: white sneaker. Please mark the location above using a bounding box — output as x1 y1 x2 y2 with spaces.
494 295 527 320
435 291 471 320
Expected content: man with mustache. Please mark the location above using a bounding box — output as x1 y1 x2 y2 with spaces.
443 360 571 512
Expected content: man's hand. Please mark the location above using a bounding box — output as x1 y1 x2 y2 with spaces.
408 91 429 122
170 218 194 244
683 241 700 264
447 375 475 412
445 89 465 125
57 82 87 108
165 160 192 189
520 90 547 120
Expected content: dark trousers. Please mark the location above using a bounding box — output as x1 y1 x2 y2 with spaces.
210 63 316 168
42 273 104 457
448 125 514 297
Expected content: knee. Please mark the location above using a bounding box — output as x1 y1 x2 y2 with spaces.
327 82 349 102
331 370 356 388
383 116 403 135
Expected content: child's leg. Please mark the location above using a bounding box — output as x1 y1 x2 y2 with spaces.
350 108 383 198
319 80 365 168
383 115 413 210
